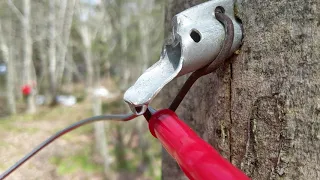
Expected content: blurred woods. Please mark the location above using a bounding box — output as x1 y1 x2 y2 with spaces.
0 0 164 113
0 0 164 179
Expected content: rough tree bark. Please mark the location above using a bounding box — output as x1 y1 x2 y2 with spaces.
161 0 320 179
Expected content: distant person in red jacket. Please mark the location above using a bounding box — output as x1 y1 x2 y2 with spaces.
21 84 32 100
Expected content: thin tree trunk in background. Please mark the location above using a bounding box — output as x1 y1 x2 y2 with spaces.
6 47 16 115
115 124 128 170
161 0 320 180
56 0 76 87
14 39 23 101
105 61 111 81
139 16 150 72
93 47 110 177
0 22 16 114
55 0 67 84
68 57 84 83
120 18 130 90
57 0 67 34
64 48 73 89
84 45 94 91
79 25 94 92
138 0 156 72
48 0 57 105
79 20 111 176
38 40 50 99
93 98 110 177
22 0 36 113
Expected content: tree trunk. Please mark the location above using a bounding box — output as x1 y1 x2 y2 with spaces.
22 0 36 113
93 47 111 178
38 40 50 99
84 45 94 92
93 97 111 177
120 17 130 90
56 0 76 88
64 48 73 89
0 21 16 114
161 0 320 180
48 0 57 105
79 25 94 93
6 47 16 115
138 0 152 72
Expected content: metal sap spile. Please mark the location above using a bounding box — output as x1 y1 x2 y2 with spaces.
124 0 243 115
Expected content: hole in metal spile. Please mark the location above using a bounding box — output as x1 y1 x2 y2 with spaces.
134 105 148 115
135 106 143 113
190 29 201 43
215 6 225 14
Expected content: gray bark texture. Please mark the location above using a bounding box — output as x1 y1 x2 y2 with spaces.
160 0 320 180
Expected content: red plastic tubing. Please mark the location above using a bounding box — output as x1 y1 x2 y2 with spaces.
148 109 250 180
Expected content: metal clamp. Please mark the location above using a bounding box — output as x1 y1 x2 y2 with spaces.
124 0 243 115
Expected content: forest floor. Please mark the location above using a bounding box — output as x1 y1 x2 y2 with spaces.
0 99 161 180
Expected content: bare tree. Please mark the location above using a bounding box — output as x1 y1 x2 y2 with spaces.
47 0 76 104
79 23 94 91
138 0 153 72
7 0 37 113
48 0 57 104
0 19 16 114
37 38 50 99
22 0 36 113
56 0 76 88
64 47 74 88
